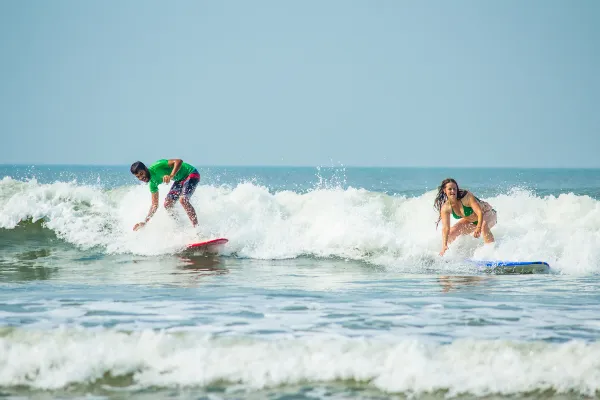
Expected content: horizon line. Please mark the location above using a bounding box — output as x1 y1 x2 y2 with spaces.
2 163 600 170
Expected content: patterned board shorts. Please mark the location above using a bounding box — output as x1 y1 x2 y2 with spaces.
166 169 200 201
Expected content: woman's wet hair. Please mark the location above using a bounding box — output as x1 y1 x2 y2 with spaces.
433 178 468 227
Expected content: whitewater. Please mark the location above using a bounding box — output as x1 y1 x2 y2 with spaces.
1 165 599 399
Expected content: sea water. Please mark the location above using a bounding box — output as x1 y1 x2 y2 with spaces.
1 165 600 399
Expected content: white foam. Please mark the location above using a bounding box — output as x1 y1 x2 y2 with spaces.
0 328 599 396
2 178 600 273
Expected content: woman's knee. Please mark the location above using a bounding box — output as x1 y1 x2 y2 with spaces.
448 225 459 237
448 224 468 241
483 211 497 228
451 222 472 235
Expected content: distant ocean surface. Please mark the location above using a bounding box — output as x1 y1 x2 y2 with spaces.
1 164 600 399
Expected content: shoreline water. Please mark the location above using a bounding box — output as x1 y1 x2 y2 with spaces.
1 165 599 398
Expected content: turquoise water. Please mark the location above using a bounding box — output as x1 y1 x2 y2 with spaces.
1 165 600 399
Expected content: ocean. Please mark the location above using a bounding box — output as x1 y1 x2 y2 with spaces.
1 164 600 399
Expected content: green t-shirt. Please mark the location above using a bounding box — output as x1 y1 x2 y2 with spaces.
147 159 195 193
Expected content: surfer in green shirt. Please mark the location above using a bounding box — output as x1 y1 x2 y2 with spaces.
130 159 200 231
434 178 497 256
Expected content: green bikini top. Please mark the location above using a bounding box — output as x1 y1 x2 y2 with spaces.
450 193 482 219
451 202 474 220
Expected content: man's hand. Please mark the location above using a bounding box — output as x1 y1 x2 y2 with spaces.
133 222 146 231
163 175 172 184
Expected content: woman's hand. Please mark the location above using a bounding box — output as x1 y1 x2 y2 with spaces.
133 222 146 231
439 246 448 256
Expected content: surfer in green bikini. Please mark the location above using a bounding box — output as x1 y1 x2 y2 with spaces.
434 178 497 256
130 159 200 231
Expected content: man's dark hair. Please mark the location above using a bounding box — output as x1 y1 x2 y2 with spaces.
130 161 148 175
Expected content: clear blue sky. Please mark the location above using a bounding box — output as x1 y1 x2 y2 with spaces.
1 1 598 167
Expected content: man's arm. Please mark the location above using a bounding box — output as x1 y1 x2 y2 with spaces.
162 159 184 184
133 192 159 231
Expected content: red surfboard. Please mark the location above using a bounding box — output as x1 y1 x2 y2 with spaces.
186 238 229 250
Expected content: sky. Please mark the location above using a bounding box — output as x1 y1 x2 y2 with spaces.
0 1 598 168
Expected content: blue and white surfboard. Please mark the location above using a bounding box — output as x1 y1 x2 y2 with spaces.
468 260 550 274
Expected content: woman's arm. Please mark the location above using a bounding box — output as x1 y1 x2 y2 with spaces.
440 204 451 255
464 192 484 238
